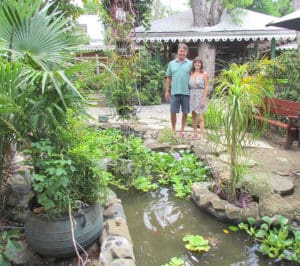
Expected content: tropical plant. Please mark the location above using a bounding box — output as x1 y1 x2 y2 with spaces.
266 50 300 102
182 234 210 252
248 0 292 16
99 52 140 117
0 229 20 266
162 257 185 266
211 58 276 200
26 113 112 217
137 46 166 104
0 0 85 184
231 215 300 263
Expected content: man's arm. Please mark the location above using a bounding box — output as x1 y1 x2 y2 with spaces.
165 76 171 101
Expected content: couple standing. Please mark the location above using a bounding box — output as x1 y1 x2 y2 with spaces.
165 43 209 139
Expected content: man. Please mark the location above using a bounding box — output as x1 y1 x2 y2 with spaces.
165 43 192 137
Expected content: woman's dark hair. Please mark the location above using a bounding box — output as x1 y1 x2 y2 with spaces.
191 57 204 73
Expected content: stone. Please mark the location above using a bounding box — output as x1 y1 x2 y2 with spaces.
269 175 294 196
240 172 294 197
112 246 133 259
105 218 132 243
143 139 171 151
103 203 126 219
143 130 159 140
225 204 242 220
241 202 259 220
210 197 227 211
205 154 231 181
100 236 134 263
7 241 43 265
259 194 295 221
219 154 257 167
110 258 135 266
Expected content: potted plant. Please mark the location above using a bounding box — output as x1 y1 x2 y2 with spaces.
24 115 110 257
0 0 107 258
100 53 139 117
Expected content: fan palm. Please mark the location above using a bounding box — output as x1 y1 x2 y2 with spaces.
0 0 85 183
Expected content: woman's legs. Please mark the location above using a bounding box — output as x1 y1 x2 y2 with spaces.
192 111 198 137
199 113 205 138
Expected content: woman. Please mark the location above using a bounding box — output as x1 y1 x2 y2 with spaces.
189 57 209 139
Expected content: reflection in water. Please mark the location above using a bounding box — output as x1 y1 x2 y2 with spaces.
119 188 291 266
144 188 181 231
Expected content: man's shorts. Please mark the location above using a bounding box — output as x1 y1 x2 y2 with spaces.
170 95 190 113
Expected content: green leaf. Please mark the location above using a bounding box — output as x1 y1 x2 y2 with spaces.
229 225 239 232
0 254 11 266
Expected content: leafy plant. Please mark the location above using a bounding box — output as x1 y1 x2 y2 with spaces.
266 50 300 102
231 215 300 263
162 257 185 266
152 150 209 198
26 114 112 217
0 229 20 266
132 176 158 192
0 0 86 183
99 52 139 117
212 58 276 200
182 234 210 252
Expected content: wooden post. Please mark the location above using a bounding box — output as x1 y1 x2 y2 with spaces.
155 43 161 64
271 37 276 59
96 54 99 75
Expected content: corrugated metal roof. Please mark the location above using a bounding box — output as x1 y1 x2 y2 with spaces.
76 44 115 52
276 41 298 50
132 8 296 43
266 10 300 30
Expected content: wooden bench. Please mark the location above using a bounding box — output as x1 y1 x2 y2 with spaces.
253 97 300 149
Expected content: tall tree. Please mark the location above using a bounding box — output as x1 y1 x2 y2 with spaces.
248 0 292 16
100 0 154 27
191 0 254 84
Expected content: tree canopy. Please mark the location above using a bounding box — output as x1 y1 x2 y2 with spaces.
248 0 292 17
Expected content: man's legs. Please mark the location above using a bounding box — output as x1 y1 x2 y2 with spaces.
179 95 190 137
179 112 187 137
170 95 180 134
171 112 176 134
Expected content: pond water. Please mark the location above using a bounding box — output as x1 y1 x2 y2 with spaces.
118 188 291 266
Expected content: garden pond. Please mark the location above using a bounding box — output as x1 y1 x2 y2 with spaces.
118 187 295 266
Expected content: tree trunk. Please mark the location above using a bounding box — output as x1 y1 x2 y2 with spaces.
191 0 225 89
153 0 161 20
208 0 225 25
292 0 300 9
292 0 300 47
191 0 209 26
197 43 216 95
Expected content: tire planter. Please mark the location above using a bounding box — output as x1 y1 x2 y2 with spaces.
25 204 103 258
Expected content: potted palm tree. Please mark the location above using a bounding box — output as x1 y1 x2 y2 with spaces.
0 0 106 258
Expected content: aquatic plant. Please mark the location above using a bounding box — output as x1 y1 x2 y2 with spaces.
162 257 185 266
230 215 300 263
183 234 210 252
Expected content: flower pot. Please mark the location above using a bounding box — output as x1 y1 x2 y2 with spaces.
25 204 103 258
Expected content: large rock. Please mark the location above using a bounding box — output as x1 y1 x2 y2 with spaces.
259 194 295 221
